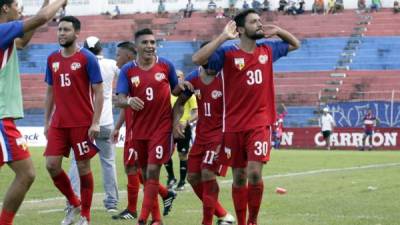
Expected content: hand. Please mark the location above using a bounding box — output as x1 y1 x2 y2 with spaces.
222 20 239 40
128 97 144 111
178 80 194 92
88 123 100 139
263 24 281 38
172 122 185 139
110 129 119 144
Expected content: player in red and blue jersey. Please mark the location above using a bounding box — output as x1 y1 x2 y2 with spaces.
43 16 104 225
0 1 67 224
116 28 188 225
192 9 300 225
173 59 235 225
361 109 378 151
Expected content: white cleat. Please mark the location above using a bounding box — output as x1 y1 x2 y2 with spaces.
217 213 236 225
74 216 89 225
61 205 81 225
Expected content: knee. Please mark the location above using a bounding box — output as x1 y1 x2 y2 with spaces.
146 166 160 180
233 170 247 187
76 161 91 175
248 170 262 184
187 173 200 186
18 169 36 187
46 161 61 176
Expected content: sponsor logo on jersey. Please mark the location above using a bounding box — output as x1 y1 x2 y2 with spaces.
258 54 268 64
211 90 222 99
234 58 245 70
16 137 28 150
52 62 60 72
155 72 166 81
194 89 201 100
131 76 140 87
71 62 81 71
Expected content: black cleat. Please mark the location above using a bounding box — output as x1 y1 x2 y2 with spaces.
162 190 177 216
111 208 137 220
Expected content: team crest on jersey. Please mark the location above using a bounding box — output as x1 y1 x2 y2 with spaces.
16 137 28 151
131 76 140 87
155 73 166 81
258 55 268 64
211 90 222 99
234 58 245 70
52 62 60 72
194 89 201 100
71 62 81 71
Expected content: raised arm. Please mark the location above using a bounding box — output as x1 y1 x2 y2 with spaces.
263 24 301 52
192 20 238 65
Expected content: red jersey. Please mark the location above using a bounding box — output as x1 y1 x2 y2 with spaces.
363 113 376 132
185 68 223 144
116 56 178 139
45 48 103 128
208 41 289 132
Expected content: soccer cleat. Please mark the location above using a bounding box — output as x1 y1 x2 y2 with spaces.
166 177 177 189
74 216 89 225
136 220 146 225
217 213 236 225
148 220 163 225
162 190 177 216
111 208 137 220
106 207 118 213
61 205 81 225
175 182 185 191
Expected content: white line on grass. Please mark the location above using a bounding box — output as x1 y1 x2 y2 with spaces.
23 162 400 212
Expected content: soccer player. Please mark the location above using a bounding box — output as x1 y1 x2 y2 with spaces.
43 16 104 225
320 107 335 150
166 70 198 190
0 0 67 224
192 9 300 225
116 28 186 225
361 109 378 151
111 41 177 220
172 57 235 225
66 36 120 213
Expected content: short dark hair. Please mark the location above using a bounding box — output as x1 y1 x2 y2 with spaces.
59 16 81 31
134 28 153 40
117 41 137 55
234 9 259 28
0 0 13 14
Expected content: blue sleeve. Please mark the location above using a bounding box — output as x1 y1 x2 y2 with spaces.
116 64 130 95
44 57 53 85
207 46 226 72
165 59 178 90
183 69 199 97
0 21 24 49
261 40 289 62
83 50 103 84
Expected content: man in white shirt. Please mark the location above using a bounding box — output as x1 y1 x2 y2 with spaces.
68 36 120 212
320 107 336 150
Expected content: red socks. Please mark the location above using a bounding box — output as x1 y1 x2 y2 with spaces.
150 196 161 221
0 209 15 225
52 170 80 207
232 185 248 225
202 180 219 225
139 179 159 222
127 173 140 213
247 182 264 224
80 172 94 221
191 181 227 218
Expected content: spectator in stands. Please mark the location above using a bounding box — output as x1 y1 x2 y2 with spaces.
110 5 121 19
320 107 336 150
370 0 381 12
286 0 298 15
252 0 262 12
158 0 166 15
207 0 217 14
360 109 378 151
243 0 250 9
296 0 305 14
278 0 288 12
216 6 225 19
394 0 400 13
184 0 194 18
327 0 335 13
358 0 366 11
335 0 344 13
262 0 270 11
312 0 325 14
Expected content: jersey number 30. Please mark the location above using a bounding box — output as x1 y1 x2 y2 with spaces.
246 69 263 85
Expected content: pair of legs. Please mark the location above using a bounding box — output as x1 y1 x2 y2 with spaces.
361 132 373 150
68 125 119 211
322 130 332 150
0 159 35 225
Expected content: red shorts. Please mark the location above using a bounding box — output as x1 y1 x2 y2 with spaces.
0 119 30 167
44 126 98 161
128 133 173 168
188 142 229 177
223 126 272 168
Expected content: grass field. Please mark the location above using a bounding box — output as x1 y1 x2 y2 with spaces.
1 148 400 225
